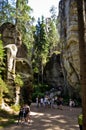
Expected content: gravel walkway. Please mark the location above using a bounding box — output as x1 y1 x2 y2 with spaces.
0 103 81 130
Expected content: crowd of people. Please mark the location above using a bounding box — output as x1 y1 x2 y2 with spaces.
36 96 63 110
36 96 76 110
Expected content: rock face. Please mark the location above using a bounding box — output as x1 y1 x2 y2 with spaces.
44 54 64 92
0 22 33 104
0 22 22 46
4 44 18 80
58 0 80 91
44 0 81 98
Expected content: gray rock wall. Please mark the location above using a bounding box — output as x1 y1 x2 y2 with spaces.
58 0 80 89
44 54 64 91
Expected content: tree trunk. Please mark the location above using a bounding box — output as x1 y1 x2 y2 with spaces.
77 0 86 130
41 62 44 85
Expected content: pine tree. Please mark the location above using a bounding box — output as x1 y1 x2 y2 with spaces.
50 5 57 23
0 0 16 25
33 16 49 84
47 20 59 57
15 0 35 56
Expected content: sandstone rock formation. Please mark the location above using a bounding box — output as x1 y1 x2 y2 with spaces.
44 54 64 93
0 22 33 105
58 0 80 96
4 44 18 80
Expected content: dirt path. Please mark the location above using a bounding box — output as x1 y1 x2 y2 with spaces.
0 103 81 130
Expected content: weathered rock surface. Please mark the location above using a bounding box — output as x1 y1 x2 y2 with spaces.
44 54 64 91
0 22 33 104
58 0 80 91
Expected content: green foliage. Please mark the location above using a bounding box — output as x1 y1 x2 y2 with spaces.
47 20 59 56
0 36 5 73
0 109 17 128
50 5 57 22
0 37 8 97
32 16 60 89
33 16 49 75
0 38 4 60
0 77 8 97
0 0 16 25
15 0 35 57
11 104 20 112
32 83 49 101
14 74 23 87
32 92 44 102
4 84 15 102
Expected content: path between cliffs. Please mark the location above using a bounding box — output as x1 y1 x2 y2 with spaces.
1 103 81 130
